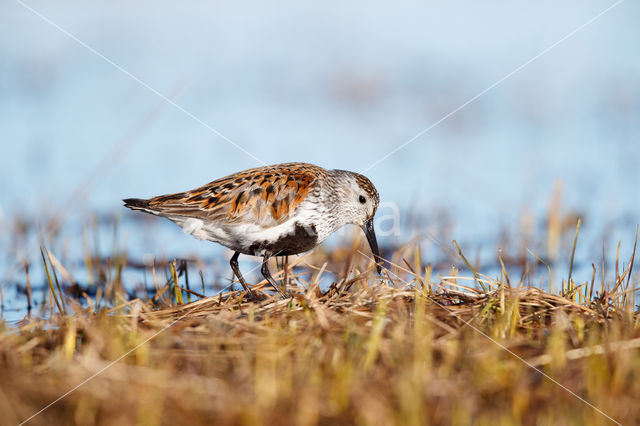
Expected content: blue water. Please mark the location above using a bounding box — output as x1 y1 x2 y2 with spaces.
1 1 639 322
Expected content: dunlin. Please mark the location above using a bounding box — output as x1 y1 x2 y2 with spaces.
124 162 381 299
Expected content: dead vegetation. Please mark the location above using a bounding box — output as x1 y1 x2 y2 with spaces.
1 235 639 425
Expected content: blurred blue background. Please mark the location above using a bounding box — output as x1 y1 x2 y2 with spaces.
1 1 639 318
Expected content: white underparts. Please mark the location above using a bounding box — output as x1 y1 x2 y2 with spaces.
181 218 207 241
168 198 336 255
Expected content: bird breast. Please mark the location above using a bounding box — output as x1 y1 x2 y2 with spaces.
176 198 335 257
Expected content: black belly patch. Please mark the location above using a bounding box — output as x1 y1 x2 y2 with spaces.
247 222 318 256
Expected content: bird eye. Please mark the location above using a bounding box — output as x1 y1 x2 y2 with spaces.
359 195 366 204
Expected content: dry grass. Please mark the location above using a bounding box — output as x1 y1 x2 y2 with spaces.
1 234 639 426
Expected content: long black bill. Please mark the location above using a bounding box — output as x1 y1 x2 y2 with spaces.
362 218 382 274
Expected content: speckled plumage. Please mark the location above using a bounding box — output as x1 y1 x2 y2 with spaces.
124 162 381 300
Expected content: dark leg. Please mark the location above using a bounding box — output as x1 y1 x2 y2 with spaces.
261 254 289 299
282 255 288 292
230 251 257 301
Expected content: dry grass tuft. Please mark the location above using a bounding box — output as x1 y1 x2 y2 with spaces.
1 243 639 426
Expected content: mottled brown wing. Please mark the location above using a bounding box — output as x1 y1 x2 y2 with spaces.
147 163 323 226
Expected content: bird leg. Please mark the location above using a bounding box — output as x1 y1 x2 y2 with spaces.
261 254 289 299
230 252 258 301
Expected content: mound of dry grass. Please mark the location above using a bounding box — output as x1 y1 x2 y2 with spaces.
2 243 639 426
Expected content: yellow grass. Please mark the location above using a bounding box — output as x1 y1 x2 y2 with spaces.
1 239 639 426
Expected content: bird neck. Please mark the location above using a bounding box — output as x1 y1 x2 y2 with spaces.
305 173 357 243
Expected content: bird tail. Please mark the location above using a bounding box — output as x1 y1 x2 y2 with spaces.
123 198 157 214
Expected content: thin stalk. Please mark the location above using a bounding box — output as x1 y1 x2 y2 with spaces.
24 258 32 312
40 246 64 315
590 263 596 300
625 226 638 289
181 260 191 303
49 252 67 313
527 248 552 293
498 250 511 288
199 270 206 297
453 240 486 291
601 242 606 296
170 261 184 305
568 217 581 285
